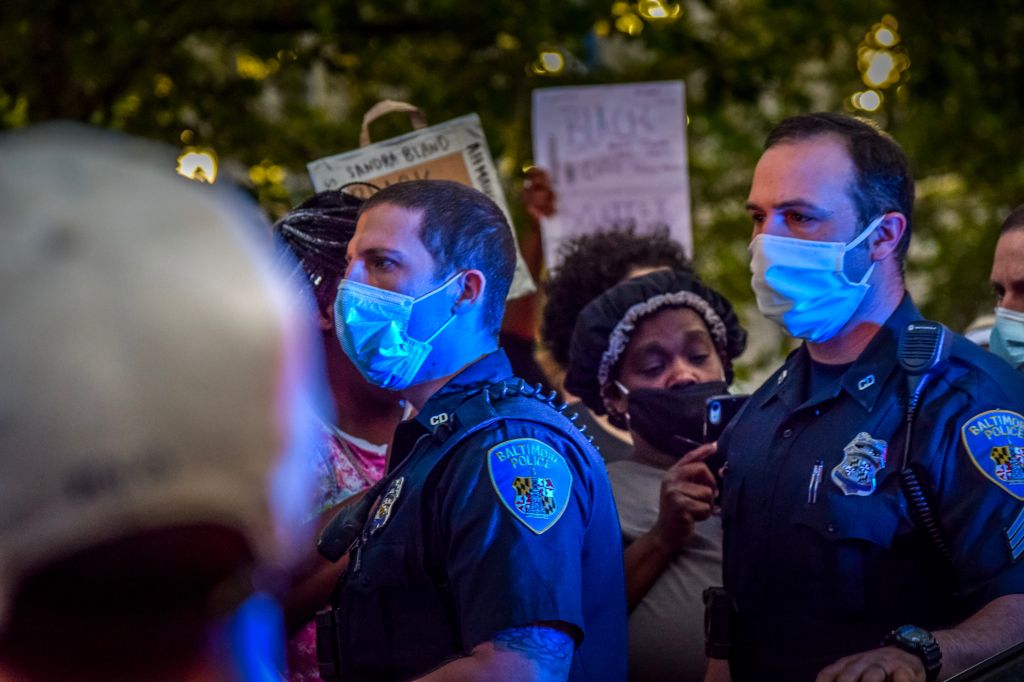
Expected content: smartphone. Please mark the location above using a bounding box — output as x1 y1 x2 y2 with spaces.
703 395 749 443
667 394 750 460
703 395 748 487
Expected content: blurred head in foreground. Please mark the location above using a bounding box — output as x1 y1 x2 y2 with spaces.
0 123 320 681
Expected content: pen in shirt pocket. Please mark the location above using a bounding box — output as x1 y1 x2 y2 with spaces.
807 459 824 504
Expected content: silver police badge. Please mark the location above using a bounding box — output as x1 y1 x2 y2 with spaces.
831 432 888 496
368 476 404 535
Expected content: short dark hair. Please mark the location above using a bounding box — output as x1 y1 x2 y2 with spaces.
765 112 915 268
274 185 373 318
361 180 515 335
1000 204 1024 236
541 226 693 368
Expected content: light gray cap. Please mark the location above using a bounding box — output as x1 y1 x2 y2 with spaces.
0 123 320 623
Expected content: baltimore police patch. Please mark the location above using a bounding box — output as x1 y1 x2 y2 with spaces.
962 410 1024 501
487 438 572 534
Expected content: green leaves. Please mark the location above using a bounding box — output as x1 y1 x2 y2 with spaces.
4 0 1020 368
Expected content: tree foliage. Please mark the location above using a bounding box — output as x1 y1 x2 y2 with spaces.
4 0 1022 368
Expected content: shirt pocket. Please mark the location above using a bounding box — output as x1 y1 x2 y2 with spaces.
719 473 743 524
719 474 746 590
345 540 462 675
788 487 902 614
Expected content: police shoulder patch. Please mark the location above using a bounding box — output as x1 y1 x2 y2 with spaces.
962 409 1024 501
487 437 573 534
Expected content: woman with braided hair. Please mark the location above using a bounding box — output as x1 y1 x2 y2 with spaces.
274 185 406 682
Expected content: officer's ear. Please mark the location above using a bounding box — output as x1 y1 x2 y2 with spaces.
453 270 485 314
869 212 907 262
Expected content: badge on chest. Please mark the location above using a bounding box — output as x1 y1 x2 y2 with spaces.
487 438 572 534
368 476 404 536
831 432 888 496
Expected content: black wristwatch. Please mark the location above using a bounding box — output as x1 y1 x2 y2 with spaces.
883 624 942 682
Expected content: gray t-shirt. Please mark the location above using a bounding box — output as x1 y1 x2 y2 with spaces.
572 402 632 464
608 458 723 682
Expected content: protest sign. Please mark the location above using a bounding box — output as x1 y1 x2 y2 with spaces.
532 81 691 266
308 112 535 298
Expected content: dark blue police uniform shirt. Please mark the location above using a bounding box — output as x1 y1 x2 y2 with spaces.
336 350 627 681
720 295 1024 681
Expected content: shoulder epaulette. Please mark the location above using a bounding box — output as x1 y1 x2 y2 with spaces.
422 379 592 444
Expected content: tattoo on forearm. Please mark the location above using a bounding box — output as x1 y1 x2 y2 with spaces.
493 625 574 676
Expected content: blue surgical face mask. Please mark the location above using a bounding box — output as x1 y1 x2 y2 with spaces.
990 306 1024 371
749 215 884 343
334 273 463 390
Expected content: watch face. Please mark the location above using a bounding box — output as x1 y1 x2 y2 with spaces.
889 624 941 681
897 624 933 645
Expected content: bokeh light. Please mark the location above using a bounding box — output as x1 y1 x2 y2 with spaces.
857 15 907 94
236 53 280 81
249 159 287 186
615 13 644 35
638 0 683 22
496 32 520 50
852 90 883 112
863 50 896 88
540 51 565 74
874 27 897 47
176 149 218 183
153 74 173 98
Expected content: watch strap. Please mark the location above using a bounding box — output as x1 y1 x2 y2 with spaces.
883 624 941 682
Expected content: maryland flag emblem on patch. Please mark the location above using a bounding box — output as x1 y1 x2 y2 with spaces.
990 445 1024 485
512 476 557 517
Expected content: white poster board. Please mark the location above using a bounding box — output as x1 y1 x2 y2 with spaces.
532 81 692 266
307 114 535 299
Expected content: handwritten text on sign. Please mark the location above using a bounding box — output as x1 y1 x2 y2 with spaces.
532 81 691 266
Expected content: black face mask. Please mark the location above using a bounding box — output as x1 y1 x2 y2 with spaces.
623 381 729 457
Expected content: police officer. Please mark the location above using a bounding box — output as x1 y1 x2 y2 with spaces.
717 113 1024 681
989 204 1024 370
316 180 627 681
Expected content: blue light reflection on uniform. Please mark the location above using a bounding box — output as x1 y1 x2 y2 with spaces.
227 592 286 682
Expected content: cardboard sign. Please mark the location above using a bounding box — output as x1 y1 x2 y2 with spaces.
307 114 535 299
532 81 692 266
